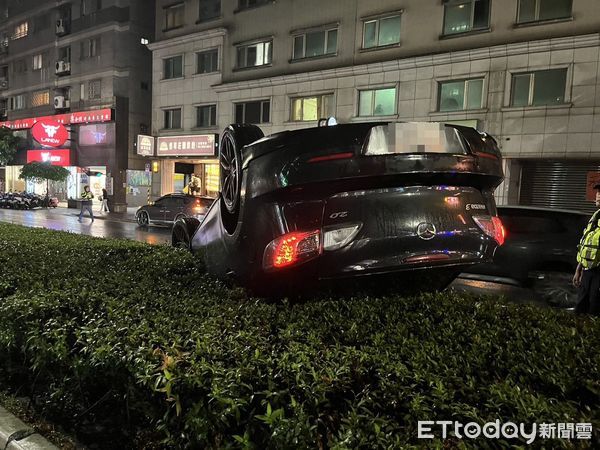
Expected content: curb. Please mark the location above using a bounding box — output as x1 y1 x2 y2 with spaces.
0 407 58 450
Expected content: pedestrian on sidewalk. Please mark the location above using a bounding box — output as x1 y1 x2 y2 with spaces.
78 185 94 222
99 188 109 213
573 182 600 316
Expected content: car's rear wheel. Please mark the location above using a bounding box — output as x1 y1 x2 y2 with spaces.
219 124 264 234
137 211 149 227
531 271 577 308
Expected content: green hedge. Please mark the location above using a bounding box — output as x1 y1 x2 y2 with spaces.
0 223 598 448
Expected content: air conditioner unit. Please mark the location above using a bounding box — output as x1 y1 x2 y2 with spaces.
56 19 67 35
55 60 70 75
0 78 7 89
54 96 69 109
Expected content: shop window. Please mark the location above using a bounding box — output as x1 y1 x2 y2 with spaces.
235 100 270 124
236 40 272 69
32 54 43 70
238 0 270 11
438 78 484 111
510 69 567 107
164 108 182 129
291 94 334 121
358 87 396 117
293 28 337 60
88 79 101 100
10 94 26 110
363 15 401 49
12 21 28 40
196 104 217 128
442 0 490 36
199 0 220 22
196 49 218 74
517 0 571 23
31 90 49 107
165 3 185 30
164 55 183 79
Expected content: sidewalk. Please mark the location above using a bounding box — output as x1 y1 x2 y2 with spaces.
52 205 138 223
0 406 57 450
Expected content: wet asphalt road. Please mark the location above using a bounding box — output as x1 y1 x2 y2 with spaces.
0 207 548 305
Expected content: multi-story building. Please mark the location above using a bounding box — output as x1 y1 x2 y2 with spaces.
149 0 600 212
0 0 155 210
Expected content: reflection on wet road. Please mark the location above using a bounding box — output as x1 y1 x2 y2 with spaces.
448 277 547 307
0 208 171 245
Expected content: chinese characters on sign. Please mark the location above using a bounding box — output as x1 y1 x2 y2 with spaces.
137 134 155 156
0 108 113 130
156 134 216 157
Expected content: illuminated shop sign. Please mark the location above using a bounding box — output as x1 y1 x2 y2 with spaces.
0 108 113 130
27 149 71 166
156 134 216 157
31 119 68 147
137 134 155 156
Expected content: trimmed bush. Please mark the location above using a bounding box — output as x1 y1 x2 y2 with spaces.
0 223 598 448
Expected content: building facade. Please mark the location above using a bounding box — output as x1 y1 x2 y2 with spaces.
0 0 155 210
149 0 600 212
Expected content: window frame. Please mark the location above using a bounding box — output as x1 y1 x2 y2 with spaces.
516 0 573 24
198 0 221 22
32 53 43 71
361 14 402 49
290 93 335 122
437 77 485 112
234 100 270 124
237 0 271 12
163 54 184 80
357 87 397 117
235 39 273 69
11 94 26 110
441 0 490 36
195 104 217 128
164 2 185 31
163 107 183 130
292 27 338 60
509 68 569 107
12 21 28 40
88 79 101 100
196 48 219 74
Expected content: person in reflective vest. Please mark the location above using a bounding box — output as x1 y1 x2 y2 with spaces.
573 183 600 315
78 185 95 223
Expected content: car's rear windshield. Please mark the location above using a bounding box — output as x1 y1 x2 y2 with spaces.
363 122 467 156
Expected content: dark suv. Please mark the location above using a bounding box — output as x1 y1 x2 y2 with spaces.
463 205 589 307
136 194 214 227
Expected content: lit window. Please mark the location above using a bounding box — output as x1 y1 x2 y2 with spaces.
510 69 567 107
196 104 217 127
358 88 396 116
12 21 28 40
363 15 401 49
517 0 572 23
32 54 43 70
291 94 334 121
293 28 337 60
165 3 185 30
164 108 182 129
196 49 218 74
11 94 26 110
438 78 484 111
164 55 183 79
141 37 149 45
235 100 270 124
31 90 50 107
236 40 272 68
443 0 490 35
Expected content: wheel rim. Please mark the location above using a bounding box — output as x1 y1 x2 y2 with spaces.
138 212 148 225
220 133 240 213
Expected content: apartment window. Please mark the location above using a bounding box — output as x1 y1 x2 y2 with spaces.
88 80 101 99
510 69 567 107
12 21 28 40
164 108 182 129
235 100 270 124
196 104 217 128
197 49 218 74
236 40 272 68
11 94 26 110
443 0 490 35
164 55 183 79
291 94 334 121
238 0 270 10
438 78 484 111
358 88 396 116
199 0 220 22
165 3 185 30
13 59 27 74
33 54 43 70
81 37 100 58
517 0 572 23
363 15 401 49
31 90 50 107
293 28 337 60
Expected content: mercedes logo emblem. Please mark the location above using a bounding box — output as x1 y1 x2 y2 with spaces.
416 222 436 240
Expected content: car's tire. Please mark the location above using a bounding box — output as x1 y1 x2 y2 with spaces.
172 218 200 251
531 271 578 308
219 124 264 234
174 213 186 224
137 211 149 227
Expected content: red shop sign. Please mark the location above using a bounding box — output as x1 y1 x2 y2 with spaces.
31 119 68 147
27 149 71 166
0 108 113 130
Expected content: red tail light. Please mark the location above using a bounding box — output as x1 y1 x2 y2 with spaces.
473 215 505 246
263 230 321 270
308 152 354 163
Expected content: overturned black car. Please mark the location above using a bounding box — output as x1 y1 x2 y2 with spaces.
173 121 505 295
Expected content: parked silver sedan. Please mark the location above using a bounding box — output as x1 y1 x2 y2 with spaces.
136 193 214 227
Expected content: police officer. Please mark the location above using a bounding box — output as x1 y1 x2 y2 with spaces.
572 182 600 315
78 185 95 223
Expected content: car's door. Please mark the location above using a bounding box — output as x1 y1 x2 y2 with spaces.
163 197 185 222
147 197 166 223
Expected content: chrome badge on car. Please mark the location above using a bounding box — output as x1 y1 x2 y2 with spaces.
416 222 436 240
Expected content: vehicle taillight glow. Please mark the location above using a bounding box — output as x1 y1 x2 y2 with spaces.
263 230 321 270
473 215 505 246
308 152 354 163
